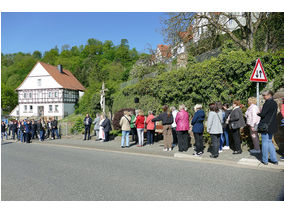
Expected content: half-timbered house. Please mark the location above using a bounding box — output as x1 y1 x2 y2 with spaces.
10 62 85 120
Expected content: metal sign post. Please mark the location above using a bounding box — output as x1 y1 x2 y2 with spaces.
256 82 259 107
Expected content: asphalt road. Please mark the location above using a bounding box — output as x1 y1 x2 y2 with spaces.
2 141 284 201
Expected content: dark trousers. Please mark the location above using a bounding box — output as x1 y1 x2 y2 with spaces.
46 129 51 139
26 133 31 143
12 130 16 140
232 128 242 151
104 131 110 142
84 126 91 140
194 132 204 153
177 131 189 151
147 130 154 145
52 129 60 139
131 128 138 143
32 130 37 139
172 127 178 145
23 133 27 142
40 130 45 141
210 134 220 156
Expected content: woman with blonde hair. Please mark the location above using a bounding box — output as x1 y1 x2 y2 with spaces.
135 110 145 147
245 97 260 153
120 111 131 148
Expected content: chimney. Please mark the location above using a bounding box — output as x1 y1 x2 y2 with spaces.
57 64 63 73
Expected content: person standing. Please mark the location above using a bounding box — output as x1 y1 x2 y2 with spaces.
175 104 190 152
8 120 13 138
135 110 145 147
228 100 246 154
46 119 52 140
99 115 105 141
93 113 101 141
222 104 231 150
20 121 26 143
191 104 205 156
51 117 60 139
17 120 21 141
207 103 223 158
11 121 18 140
245 97 261 154
31 120 37 140
257 91 278 165
120 111 131 148
38 119 45 142
1 121 7 141
83 114 92 141
152 105 174 151
170 106 179 147
130 111 138 144
146 111 155 146
216 102 225 153
25 120 32 143
101 114 112 142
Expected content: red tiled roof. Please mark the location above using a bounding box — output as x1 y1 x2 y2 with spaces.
16 62 85 91
157 44 172 58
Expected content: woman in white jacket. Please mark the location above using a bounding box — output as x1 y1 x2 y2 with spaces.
207 103 223 158
245 97 260 154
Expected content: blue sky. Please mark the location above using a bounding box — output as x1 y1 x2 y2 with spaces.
1 12 168 54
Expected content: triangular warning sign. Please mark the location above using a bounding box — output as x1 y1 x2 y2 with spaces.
250 58 268 82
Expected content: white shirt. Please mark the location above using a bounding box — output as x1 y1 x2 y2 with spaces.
171 110 178 128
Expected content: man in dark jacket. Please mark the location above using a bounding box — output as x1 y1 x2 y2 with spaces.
11 121 18 140
101 115 112 142
31 120 38 139
257 90 278 165
84 114 93 140
51 117 60 139
1 121 7 140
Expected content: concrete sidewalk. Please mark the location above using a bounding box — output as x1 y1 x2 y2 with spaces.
4 135 284 170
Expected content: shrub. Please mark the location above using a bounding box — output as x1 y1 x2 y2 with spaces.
70 117 84 134
112 108 135 130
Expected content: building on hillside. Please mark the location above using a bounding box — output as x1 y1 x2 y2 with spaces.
192 12 260 43
155 44 172 63
9 62 85 120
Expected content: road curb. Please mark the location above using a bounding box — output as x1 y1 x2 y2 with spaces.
174 153 284 171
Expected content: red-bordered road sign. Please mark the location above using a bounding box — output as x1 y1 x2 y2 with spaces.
250 58 268 82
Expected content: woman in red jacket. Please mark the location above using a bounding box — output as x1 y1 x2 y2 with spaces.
135 110 145 147
146 111 155 146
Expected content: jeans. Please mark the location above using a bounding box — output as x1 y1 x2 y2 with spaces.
1 132 7 140
52 129 60 139
177 131 189 151
194 132 203 153
17 129 21 140
20 131 24 142
121 130 130 147
223 127 230 147
210 134 220 156
137 128 144 146
147 130 154 145
261 133 277 163
232 128 241 151
39 130 45 141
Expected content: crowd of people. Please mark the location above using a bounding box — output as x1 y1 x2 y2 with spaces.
115 90 283 165
1 117 60 143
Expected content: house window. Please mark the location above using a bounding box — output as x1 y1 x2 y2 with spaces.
29 105 33 112
55 92 58 97
37 79 41 86
48 92 52 98
24 93 27 98
49 105 53 112
29 93 32 98
55 105 59 112
24 105 27 112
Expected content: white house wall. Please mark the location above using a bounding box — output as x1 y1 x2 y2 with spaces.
18 103 64 118
17 63 62 90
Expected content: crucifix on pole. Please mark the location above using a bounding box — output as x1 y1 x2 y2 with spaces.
100 82 108 113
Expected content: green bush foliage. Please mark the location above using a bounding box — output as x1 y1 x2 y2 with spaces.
70 117 85 134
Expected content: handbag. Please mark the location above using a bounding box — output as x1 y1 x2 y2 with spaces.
230 122 238 130
257 110 276 133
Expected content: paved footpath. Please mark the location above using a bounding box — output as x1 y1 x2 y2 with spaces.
3 135 284 171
